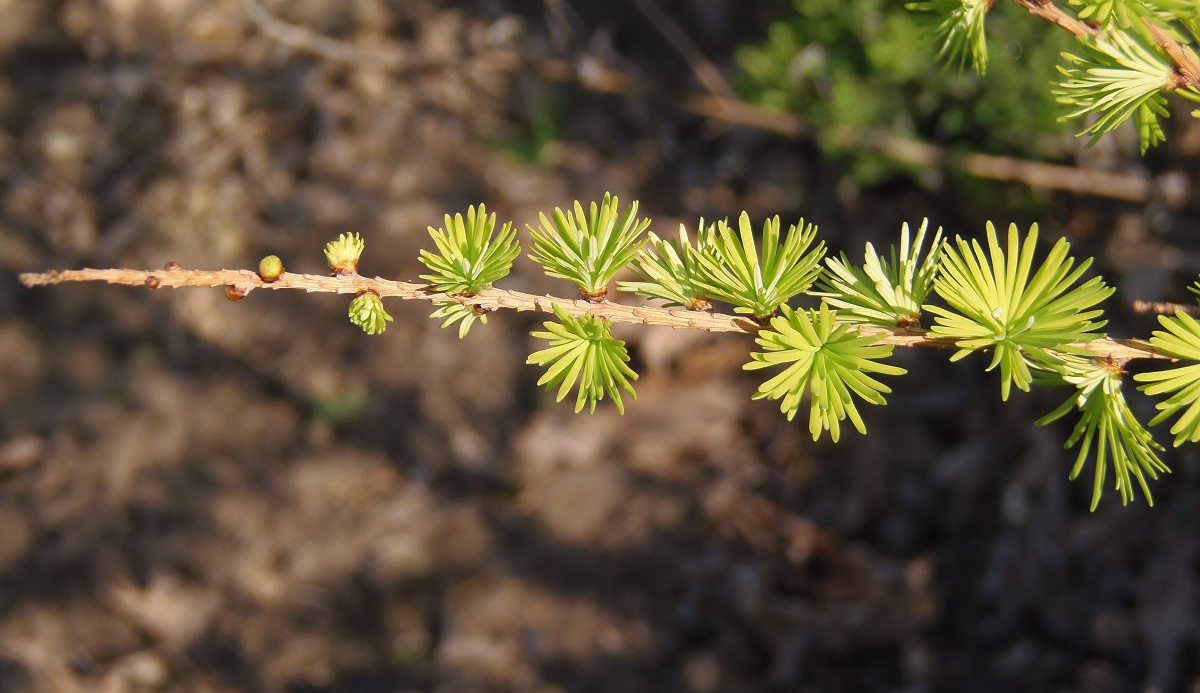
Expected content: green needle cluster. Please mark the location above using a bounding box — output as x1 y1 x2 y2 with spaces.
746 303 906 442
692 212 825 321
528 193 649 299
618 220 715 311
527 304 638 414
816 219 943 328
419 204 520 295
926 222 1113 401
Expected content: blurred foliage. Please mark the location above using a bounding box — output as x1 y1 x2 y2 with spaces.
735 0 1075 183
485 90 564 164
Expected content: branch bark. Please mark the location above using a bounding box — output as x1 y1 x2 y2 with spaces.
19 266 1171 365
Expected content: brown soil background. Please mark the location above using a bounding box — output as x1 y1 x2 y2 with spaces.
3 1 1200 692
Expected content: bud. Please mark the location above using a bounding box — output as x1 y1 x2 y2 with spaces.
224 285 248 301
258 254 285 282
348 291 392 335
324 233 365 276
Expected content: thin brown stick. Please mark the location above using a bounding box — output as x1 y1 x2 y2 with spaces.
1007 0 1099 41
18 267 1170 364
552 59 1154 202
843 128 1152 202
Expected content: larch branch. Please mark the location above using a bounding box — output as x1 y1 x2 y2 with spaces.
18 267 1171 365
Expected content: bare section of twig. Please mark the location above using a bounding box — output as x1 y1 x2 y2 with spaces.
18 267 1170 364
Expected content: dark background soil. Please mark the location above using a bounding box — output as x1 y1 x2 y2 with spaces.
3 1 1200 692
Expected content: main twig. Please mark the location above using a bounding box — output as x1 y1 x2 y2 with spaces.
18 267 1169 365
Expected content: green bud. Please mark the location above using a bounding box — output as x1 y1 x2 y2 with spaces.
349 291 392 335
258 255 285 282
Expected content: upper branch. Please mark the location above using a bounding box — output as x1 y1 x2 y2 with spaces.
1010 0 1200 91
1008 0 1099 41
1143 19 1200 91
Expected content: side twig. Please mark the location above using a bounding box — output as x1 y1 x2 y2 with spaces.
18 267 1170 365
1132 299 1200 317
1143 19 1200 91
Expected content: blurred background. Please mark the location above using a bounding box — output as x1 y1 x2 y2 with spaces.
2 0 1200 691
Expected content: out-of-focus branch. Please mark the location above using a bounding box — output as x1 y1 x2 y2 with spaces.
240 0 1156 202
18 267 1171 364
846 129 1151 202
242 0 405 70
1132 300 1200 317
547 58 1156 202
626 0 736 100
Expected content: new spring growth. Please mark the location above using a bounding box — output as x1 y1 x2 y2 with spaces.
322 233 390 333
349 291 392 335
325 233 365 276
